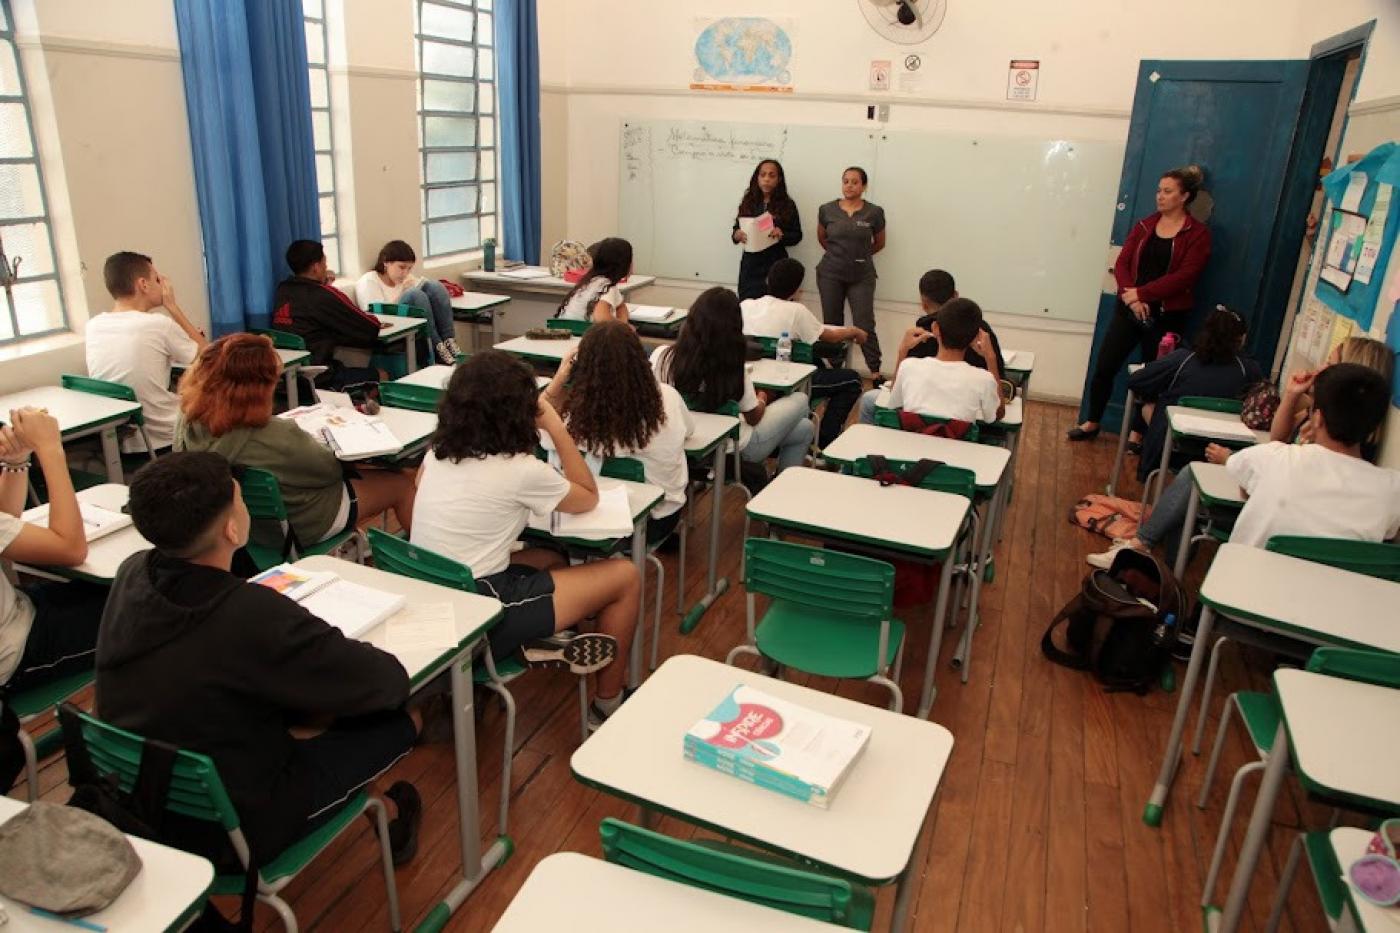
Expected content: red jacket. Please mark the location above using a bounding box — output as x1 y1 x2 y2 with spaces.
1113 212 1211 312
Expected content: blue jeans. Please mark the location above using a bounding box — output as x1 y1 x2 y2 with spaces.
1138 464 1193 555
856 388 882 425
399 278 455 347
743 392 813 471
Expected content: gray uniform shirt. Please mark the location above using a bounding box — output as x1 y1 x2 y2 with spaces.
816 200 886 282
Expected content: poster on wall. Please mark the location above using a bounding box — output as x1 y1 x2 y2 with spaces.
1314 141 1400 331
690 17 795 94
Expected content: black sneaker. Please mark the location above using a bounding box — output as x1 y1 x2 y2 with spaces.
384 781 422 866
521 632 617 674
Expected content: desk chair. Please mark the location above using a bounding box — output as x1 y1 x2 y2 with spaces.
378 381 443 413
1141 395 1247 508
600 817 874 930
369 302 429 376
600 457 681 672
238 467 365 571
58 703 401 933
60 374 159 475
873 406 981 443
3 668 93 801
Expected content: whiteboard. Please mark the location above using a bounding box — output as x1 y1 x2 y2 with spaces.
618 119 1124 322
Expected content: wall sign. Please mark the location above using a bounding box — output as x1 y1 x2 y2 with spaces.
1007 59 1039 101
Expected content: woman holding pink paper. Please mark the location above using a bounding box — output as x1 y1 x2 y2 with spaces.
732 159 803 300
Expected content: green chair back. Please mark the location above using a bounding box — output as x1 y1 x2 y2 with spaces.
1305 647 1400 687
547 318 591 336
744 538 893 623
378 381 443 413
849 457 976 500
253 329 307 351
1265 535 1400 582
752 335 815 364
238 466 290 523
872 406 980 443
599 818 871 929
371 301 427 320
61 374 144 426
367 526 476 592
601 456 645 483
1179 395 1244 415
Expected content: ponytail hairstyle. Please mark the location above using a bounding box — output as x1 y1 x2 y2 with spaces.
1161 165 1205 205
1192 304 1248 365
558 237 633 314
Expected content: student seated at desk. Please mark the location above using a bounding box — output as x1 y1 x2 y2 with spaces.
97 453 421 868
1090 363 1400 567
740 258 863 449
1268 336 1392 459
652 287 813 485
0 408 107 791
557 237 632 323
873 297 1004 426
175 334 417 547
272 239 385 391
858 273 1004 423
411 351 640 729
355 240 460 366
543 322 693 544
85 251 207 455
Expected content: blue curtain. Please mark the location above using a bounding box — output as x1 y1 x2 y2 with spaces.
174 0 320 335
497 0 542 264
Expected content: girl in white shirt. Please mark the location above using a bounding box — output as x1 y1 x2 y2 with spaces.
556 238 632 323
542 321 694 543
355 240 459 365
410 350 642 727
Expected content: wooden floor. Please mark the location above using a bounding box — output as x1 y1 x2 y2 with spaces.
13 399 1345 931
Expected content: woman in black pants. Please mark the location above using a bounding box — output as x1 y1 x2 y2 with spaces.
1070 165 1211 441
732 159 802 301
816 166 886 374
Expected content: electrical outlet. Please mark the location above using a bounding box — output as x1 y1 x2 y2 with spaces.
877 104 890 122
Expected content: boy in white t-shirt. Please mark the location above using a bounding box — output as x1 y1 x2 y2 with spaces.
886 298 1004 425
740 259 866 448
85 251 207 453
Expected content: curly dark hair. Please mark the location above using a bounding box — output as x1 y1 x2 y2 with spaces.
1192 305 1248 365
655 286 747 413
737 159 797 229
562 322 664 459
558 237 632 315
432 350 540 461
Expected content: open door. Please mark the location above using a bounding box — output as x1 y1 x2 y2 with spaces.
1080 60 1313 431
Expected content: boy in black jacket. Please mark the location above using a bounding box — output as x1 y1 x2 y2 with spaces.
96 452 420 866
271 239 385 390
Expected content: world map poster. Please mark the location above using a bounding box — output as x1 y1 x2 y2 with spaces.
691 17 796 93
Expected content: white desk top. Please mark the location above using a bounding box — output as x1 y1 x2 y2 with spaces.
749 358 817 392
1200 544 1400 653
630 306 688 329
572 655 953 883
371 313 428 340
450 291 510 312
0 385 142 436
1166 406 1268 445
683 411 740 458
394 364 454 390
295 556 502 686
531 478 662 546
493 852 836 931
821 423 1009 490
1330 827 1400 931
0 796 213 932
1275 669 1400 809
466 269 655 294
372 406 438 460
495 334 582 362
1001 349 1036 372
747 466 968 556
1190 462 1245 507
67 484 148 583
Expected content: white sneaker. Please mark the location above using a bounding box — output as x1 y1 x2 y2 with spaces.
1086 538 1135 570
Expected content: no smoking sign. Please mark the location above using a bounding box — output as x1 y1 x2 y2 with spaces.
1006 59 1039 101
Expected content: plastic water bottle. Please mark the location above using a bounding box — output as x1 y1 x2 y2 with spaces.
775 330 793 376
1152 612 1177 649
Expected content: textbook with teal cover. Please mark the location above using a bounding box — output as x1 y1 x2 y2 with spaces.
683 684 872 808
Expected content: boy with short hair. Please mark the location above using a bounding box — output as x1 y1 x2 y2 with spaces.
883 297 1005 424
271 239 384 390
96 452 421 866
85 251 207 454
740 258 865 447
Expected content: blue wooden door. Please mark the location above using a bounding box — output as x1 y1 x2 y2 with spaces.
1080 60 1310 430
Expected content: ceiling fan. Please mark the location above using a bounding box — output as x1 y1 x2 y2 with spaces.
858 0 947 44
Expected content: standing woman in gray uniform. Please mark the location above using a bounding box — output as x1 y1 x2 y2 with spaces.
816 166 886 373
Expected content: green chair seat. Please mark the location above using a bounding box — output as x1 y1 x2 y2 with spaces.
1233 691 1281 755
10 669 95 719
756 601 905 680
473 655 525 686
209 789 372 892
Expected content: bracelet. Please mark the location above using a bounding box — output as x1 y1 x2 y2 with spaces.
1 460 31 473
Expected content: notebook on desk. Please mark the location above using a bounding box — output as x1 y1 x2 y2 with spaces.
253 564 406 639
628 305 678 323
21 502 132 542
281 404 403 459
1172 412 1256 443
528 484 634 539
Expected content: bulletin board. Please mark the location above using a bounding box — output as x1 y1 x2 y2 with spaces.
1314 141 1400 331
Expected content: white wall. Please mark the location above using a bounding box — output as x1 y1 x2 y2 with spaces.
538 0 1398 400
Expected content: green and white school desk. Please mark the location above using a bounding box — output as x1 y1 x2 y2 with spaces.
629 305 689 341
449 291 510 350
292 556 503 930
371 312 428 372
1144 543 1400 828
0 795 214 932
363 405 437 463
1106 362 1145 497
1150 405 1267 503
745 467 970 718
14 484 145 585
494 851 838 931
0 385 143 483
748 358 816 397
1000 348 1036 397
177 347 312 408
820 423 1010 679
494 334 582 370
678 411 741 633
394 364 548 392
1209 670 1400 932
522 477 663 690
571 655 954 933
1172 461 1245 578
463 269 656 335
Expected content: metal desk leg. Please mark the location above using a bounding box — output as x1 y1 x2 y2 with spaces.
953 482 1003 680
891 806 932 932
405 334 420 372
284 368 300 409
99 427 123 482
916 556 957 718
1174 479 1200 579
1152 430 1174 506
681 441 730 633
629 518 647 690
418 646 510 932
490 309 499 348
1107 388 1136 496
1215 721 1291 933
1143 606 1216 826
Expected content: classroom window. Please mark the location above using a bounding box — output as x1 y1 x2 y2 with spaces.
304 0 343 273
0 0 66 344
416 0 497 259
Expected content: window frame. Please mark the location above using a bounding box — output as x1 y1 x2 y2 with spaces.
304 0 343 273
415 0 497 260
0 0 68 345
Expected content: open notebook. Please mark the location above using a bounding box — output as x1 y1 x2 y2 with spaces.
281 403 403 459
22 502 132 542
252 564 406 639
528 484 634 539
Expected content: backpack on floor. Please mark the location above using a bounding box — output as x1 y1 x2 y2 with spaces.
1070 494 1147 541
1040 549 1185 694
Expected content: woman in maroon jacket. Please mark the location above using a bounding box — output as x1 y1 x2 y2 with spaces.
1069 166 1211 441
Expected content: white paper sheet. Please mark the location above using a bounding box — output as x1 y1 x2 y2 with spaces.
385 602 459 653
1341 172 1368 212
1171 412 1257 443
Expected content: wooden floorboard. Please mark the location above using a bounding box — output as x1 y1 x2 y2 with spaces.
10 399 1340 931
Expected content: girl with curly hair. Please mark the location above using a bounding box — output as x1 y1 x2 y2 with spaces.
543 321 693 542
411 350 640 727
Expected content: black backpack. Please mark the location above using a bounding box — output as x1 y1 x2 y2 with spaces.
1040 549 1186 694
